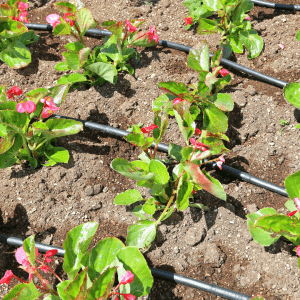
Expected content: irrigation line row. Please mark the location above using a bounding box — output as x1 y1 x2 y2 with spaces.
251 0 300 11
54 114 288 197
0 234 252 300
26 23 288 88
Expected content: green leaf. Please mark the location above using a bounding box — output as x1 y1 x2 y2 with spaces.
285 170 300 200
112 158 155 181
0 134 23 169
187 41 210 72
152 94 175 113
57 73 87 85
197 18 218 35
44 147 69 166
75 8 98 37
0 109 28 130
23 235 36 266
177 180 193 210
3 282 42 300
143 198 156 215
210 93 234 111
86 62 117 84
201 136 228 155
116 246 153 296
0 132 14 154
168 143 183 162
63 222 98 280
284 82 300 109
297 29 300 41
57 280 71 300
55 1 77 13
130 30 159 47
55 61 71 72
227 34 243 53
44 295 61 300
114 189 143 205
53 22 72 36
64 52 80 70
81 237 124 282
26 88 49 105
158 81 189 98
64 268 88 299
0 84 7 102
149 159 169 185
86 267 117 300
203 101 228 133
250 295 265 300
239 30 263 59
0 40 31 69
203 0 222 10
126 220 157 249
246 208 280 246
183 161 226 200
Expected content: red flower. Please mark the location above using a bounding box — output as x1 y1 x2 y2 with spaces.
7 86 22 99
120 271 134 285
184 16 193 25
195 128 201 135
147 26 159 43
122 294 136 300
63 13 74 27
125 19 137 33
288 210 297 217
16 101 36 114
189 138 209 151
219 69 230 77
0 270 14 285
141 124 158 134
173 98 183 105
44 249 58 258
18 2 29 12
13 12 29 24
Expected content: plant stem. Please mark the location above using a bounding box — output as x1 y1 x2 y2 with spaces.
22 136 32 159
156 193 175 224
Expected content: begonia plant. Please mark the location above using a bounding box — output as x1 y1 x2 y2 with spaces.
0 222 153 300
247 170 300 270
0 0 39 68
112 41 233 250
0 84 83 168
47 1 159 85
183 0 263 59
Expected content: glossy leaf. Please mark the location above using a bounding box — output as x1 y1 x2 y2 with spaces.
0 133 22 169
177 180 193 210
63 222 98 280
0 41 31 69
187 41 210 72
114 189 143 205
239 30 263 59
158 81 189 98
64 268 88 299
3 282 42 300
210 93 234 111
49 84 70 107
149 159 169 185
197 18 218 35
23 235 36 266
53 22 72 36
57 280 71 300
126 220 157 249
285 170 300 200
44 147 69 166
55 1 77 14
183 161 226 200
57 73 87 85
169 143 183 162
75 8 98 36
284 82 300 109
86 62 117 84
246 208 280 246
227 34 243 53
116 246 153 296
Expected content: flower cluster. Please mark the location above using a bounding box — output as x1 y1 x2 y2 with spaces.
184 16 193 25
40 96 59 118
46 13 75 28
12 2 29 24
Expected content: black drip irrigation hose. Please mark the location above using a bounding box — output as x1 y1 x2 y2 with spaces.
0 234 252 300
251 0 300 11
54 114 288 197
26 23 288 88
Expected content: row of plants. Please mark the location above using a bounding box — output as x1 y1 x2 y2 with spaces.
0 0 299 299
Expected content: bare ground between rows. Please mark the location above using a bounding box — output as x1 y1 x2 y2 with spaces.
1 0 300 299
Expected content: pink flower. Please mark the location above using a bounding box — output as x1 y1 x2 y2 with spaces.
15 246 39 266
216 156 225 170
41 104 59 118
120 271 134 285
16 101 36 114
278 44 284 50
195 128 201 135
141 124 158 134
7 86 22 99
46 14 61 28
147 26 159 43
219 69 230 77
63 13 74 27
173 98 183 105
13 11 29 24
0 270 14 285
190 138 209 151
184 16 193 25
18 2 29 11
288 210 297 217
244 16 251 21
296 245 300 256
294 197 300 212
125 19 137 33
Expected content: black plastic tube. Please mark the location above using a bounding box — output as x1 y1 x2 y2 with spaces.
0 235 251 300
25 23 288 88
206 160 288 197
54 114 288 197
251 0 300 10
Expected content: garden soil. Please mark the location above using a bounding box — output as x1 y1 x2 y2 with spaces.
1 0 300 299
